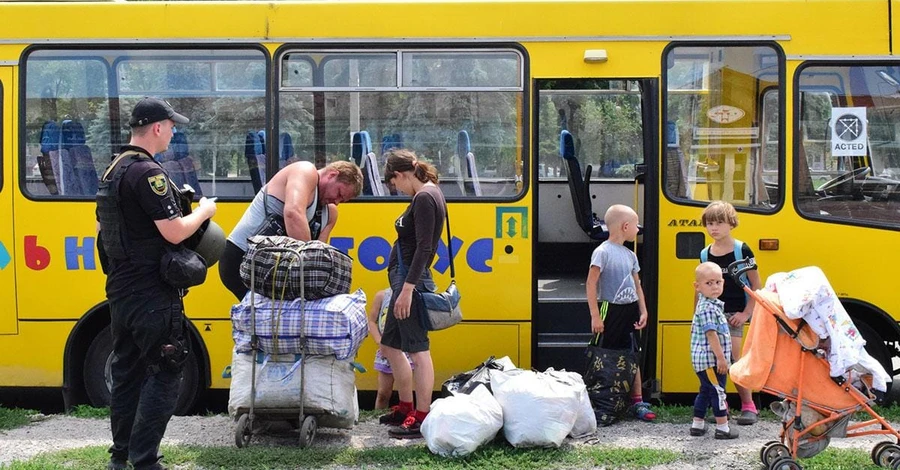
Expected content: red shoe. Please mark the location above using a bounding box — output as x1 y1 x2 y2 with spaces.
378 406 408 426
388 413 423 439
632 402 656 422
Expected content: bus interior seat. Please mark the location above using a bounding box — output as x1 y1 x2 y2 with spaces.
380 133 402 196
559 130 609 241
796 142 816 199
279 132 296 169
352 131 377 195
363 152 386 196
158 130 202 197
63 120 99 196
37 120 61 195
458 130 482 197
665 121 688 198
245 130 265 193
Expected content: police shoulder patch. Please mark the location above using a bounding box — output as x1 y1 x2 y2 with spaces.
148 174 168 196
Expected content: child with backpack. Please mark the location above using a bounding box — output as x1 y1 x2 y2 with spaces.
698 200 762 425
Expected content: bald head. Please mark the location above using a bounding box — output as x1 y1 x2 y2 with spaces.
695 262 722 281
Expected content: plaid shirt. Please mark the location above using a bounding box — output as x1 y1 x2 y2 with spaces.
690 295 731 372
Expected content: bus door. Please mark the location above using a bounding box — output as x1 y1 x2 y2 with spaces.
658 43 783 394
533 78 658 374
0 66 15 334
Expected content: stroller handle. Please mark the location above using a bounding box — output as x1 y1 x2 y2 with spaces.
726 257 757 283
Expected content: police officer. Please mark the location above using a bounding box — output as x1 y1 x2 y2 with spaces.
96 97 216 470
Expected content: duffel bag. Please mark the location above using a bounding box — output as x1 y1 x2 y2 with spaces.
231 288 368 359
240 236 352 301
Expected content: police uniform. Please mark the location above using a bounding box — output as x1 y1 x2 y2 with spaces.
97 98 191 470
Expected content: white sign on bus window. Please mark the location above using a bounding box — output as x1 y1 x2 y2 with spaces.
830 107 867 156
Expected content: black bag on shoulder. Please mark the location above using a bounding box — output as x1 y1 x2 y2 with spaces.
160 245 207 289
252 187 288 238
582 332 638 426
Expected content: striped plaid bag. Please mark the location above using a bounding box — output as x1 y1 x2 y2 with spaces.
231 288 368 359
240 236 352 301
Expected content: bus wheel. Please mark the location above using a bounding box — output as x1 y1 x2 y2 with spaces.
83 325 202 415
855 321 893 395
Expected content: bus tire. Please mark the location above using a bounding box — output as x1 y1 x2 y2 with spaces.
855 321 893 395
83 325 202 415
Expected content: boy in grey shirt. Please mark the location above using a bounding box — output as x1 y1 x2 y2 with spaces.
586 204 655 421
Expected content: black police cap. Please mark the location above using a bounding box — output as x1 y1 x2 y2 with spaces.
129 97 190 128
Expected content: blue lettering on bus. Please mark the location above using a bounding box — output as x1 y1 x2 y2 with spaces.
65 237 96 270
330 235 493 273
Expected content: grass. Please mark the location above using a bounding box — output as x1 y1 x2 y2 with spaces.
0 407 38 431
67 405 109 419
0 442 681 470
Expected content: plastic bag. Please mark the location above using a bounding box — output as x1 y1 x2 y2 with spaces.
441 356 515 397
582 335 637 426
543 368 597 438
421 384 503 457
490 369 579 448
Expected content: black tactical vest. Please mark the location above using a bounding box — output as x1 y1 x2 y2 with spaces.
96 151 143 260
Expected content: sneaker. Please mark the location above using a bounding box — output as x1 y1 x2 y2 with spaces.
379 406 408 426
714 427 739 439
736 410 758 425
632 402 656 422
388 414 422 439
689 423 708 436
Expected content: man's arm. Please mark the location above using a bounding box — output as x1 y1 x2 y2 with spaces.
155 197 216 244
317 204 338 242
282 164 317 241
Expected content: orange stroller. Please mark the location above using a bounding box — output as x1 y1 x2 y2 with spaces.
727 260 900 470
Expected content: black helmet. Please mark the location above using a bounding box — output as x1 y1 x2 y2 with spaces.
187 219 226 267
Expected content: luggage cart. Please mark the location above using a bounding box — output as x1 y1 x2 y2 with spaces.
233 245 318 449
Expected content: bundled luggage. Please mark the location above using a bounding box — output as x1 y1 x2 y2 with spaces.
231 288 367 360
240 236 352 301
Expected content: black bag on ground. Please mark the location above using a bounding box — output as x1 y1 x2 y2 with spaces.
582 333 638 426
441 356 505 397
240 235 352 301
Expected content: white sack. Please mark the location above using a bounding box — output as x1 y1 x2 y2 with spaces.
228 349 358 428
543 368 597 437
421 384 503 457
490 369 579 448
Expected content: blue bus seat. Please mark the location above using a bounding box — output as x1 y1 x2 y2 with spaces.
279 132 296 169
458 130 482 197
363 152 385 196
37 120 61 195
245 130 265 193
158 130 202 197
559 130 608 241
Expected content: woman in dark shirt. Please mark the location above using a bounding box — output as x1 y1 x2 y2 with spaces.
377 149 446 439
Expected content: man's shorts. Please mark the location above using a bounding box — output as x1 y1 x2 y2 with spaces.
599 301 639 350
380 266 437 353
373 348 415 374
724 311 746 338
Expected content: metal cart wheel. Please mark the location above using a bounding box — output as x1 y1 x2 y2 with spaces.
873 441 893 466
234 414 253 448
760 441 782 465
762 442 791 467
876 444 900 467
892 455 900 470
769 456 803 470
299 415 317 449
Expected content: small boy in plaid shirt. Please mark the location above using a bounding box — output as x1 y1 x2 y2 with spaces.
690 262 738 439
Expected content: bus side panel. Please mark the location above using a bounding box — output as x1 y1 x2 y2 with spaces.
0 321 71 385
0 67 15 335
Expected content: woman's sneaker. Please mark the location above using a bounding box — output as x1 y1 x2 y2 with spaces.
736 410 758 425
631 402 656 422
388 414 423 439
378 406 408 426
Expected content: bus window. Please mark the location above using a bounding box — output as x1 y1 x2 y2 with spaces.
663 44 782 209
278 49 525 199
24 48 267 200
797 64 900 228
536 80 644 181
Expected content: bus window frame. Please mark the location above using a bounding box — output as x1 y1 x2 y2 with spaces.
18 43 272 203
273 43 531 203
1 79 3 192
660 40 786 214
793 60 900 231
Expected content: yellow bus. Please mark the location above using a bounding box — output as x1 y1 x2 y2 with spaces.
0 0 898 413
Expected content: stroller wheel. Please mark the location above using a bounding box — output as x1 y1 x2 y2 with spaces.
763 443 791 467
761 441 782 465
234 414 252 448
873 442 892 465
876 443 900 467
769 456 802 470
299 415 317 449
893 456 900 470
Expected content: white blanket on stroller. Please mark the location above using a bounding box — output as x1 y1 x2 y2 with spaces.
766 266 891 392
